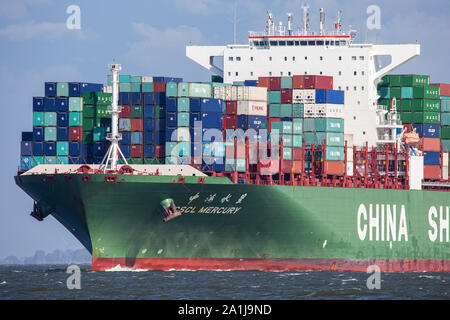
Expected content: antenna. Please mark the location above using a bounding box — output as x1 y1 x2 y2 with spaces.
232 1 239 44
100 62 128 172
319 8 325 35
287 13 293 36
301 4 309 35
336 10 342 33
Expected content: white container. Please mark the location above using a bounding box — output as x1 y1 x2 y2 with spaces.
214 86 225 100
315 104 344 118
293 89 315 103
443 152 449 168
103 86 112 93
248 87 267 102
344 134 354 147
176 127 190 142
443 166 449 180
303 104 316 118
141 76 153 83
237 86 247 100
347 161 354 176
237 101 267 116
225 86 233 101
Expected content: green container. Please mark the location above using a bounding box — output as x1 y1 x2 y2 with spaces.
57 82 69 97
188 83 211 98
177 112 189 127
131 83 141 92
44 156 57 165
96 106 111 119
411 99 440 112
292 104 304 118
69 97 83 112
441 139 450 152
399 74 430 86
107 75 112 86
32 156 44 167
280 104 292 117
131 105 143 118
412 112 440 124
383 75 401 87
441 113 450 126
83 105 96 118
56 141 69 156
303 118 315 132
178 83 189 97
269 104 281 117
400 100 412 112
378 99 390 107
282 134 292 147
83 118 95 131
281 77 293 89
130 158 144 164
268 91 281 104
292 118 303 134
282 121 293 134
44 112 57 126
233 81 245 86
57 156 69 165
119 75 131 83
316 132 345 147
93 127 106 141
282 147 292 160
131 76 142 83
143 158 164 165
141 82 153 92
271 121 282 134
379 87 390 99
390 87 402 99
83 131 93 144
413 86 440 99
69 112 83 126
400 112 413 124
315 118 344 133
401 87 413 99
304 132 316 146
44 127 56 141
441 126 450 139
154 106 165 118
119 83 132 92
441 100 450 112
326 147 345 161
177 98 190 112
292 135 303 148
166 82 178 97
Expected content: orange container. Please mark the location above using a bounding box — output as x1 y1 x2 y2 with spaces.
292 161 303 173
292 75 306 89
424 165 441 180
420 138 441 152
257 77 270 89
323 160 345 175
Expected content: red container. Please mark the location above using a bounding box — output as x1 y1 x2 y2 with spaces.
403 124 413 133
69 127 83 141
131 145 143 158
292 148 303 161
280 89 293 104
268 118 281 131
258 77 270 89
120 105 131 118
292 161 302 173
269 77 281 91
292 75 306 89
226 144 246 158
304 75 333 90
424 165 441 180
226 101 237 115
155 145 165 158
281 160 293 173
323 160 345 175
430 83 450 97
153 82 166 92
223 115 237 129
130 119 143 132
420 138 441 152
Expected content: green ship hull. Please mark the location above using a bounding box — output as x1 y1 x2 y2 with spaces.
15 172 450 272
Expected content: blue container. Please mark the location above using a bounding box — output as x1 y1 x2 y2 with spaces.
191 142 202 157
131 92 142 105
68 82 81 97
424 151 440 166
143 119 155 131
32 142 44 156
43 97 56 112
154 131 165 144
202 157 225 171
190 112 201 127
131 132 143 144
237 115 267 130
69 142 82 156
144 105 154 118
79 83 103 94
121 131 131 145
56 97 69 112
21 141 33 156
144 131 154 145
166 112 177 127
165 127 177 142
190 128 203 142
43 142 56 156
119 118 131 131
189 98 201 109
57 127 69 141
33 127 44 141
57 112 68 127
69 157 82 164
315 89 345 104
22 132 33 141
153 77 165 82
144 145 155 158
244 80 257 87
166 98 178 112
154 119 165 132
45 82 57 97
119 92 131 105
164 77 182 83
412 124 440 138
33 97 44 111
191 98 223 113
143 92 166 105
120 145 130 158
201 113 223 128
20 156 33 171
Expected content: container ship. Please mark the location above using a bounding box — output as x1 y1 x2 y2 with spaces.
15 6 450 272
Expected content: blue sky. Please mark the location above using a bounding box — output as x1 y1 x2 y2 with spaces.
1 0 450 259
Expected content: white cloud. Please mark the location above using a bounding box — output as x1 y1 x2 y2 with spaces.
0 20 85 41
0 0 53 20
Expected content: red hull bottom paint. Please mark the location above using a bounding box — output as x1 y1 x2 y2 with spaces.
91 258 450 273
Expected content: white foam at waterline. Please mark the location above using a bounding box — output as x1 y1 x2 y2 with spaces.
0 281 6 285
105 264 149 272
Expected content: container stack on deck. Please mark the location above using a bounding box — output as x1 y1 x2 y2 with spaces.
378 74 441 179
20 82 104 171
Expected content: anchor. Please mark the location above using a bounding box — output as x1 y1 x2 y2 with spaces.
160 198 182 222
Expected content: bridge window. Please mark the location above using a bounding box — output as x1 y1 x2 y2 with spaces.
362 86 365 91
354 86 357 91
236 72 239 76
250 72 254 76
250 57 254 61
335 41 340 46
320 56 323 61
340 41 347 46
320 71 323 75
300 41 307 46
279 41 286 46
270 41 278 46
339 56 342 61
354 71 357 75
308 41 316 46
284 56 287 61
362 71 365 76
236 57 241 61
294 41 300 46
352 56 357 61
287 41 294 46
269 72 272 76
359 56 365 61
292 56 296 61
253 41 259 47
269 57 272 61
305 56 308 60
338 71 342 76
228 57 233 61
317 41 324 46
288 72 291 76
